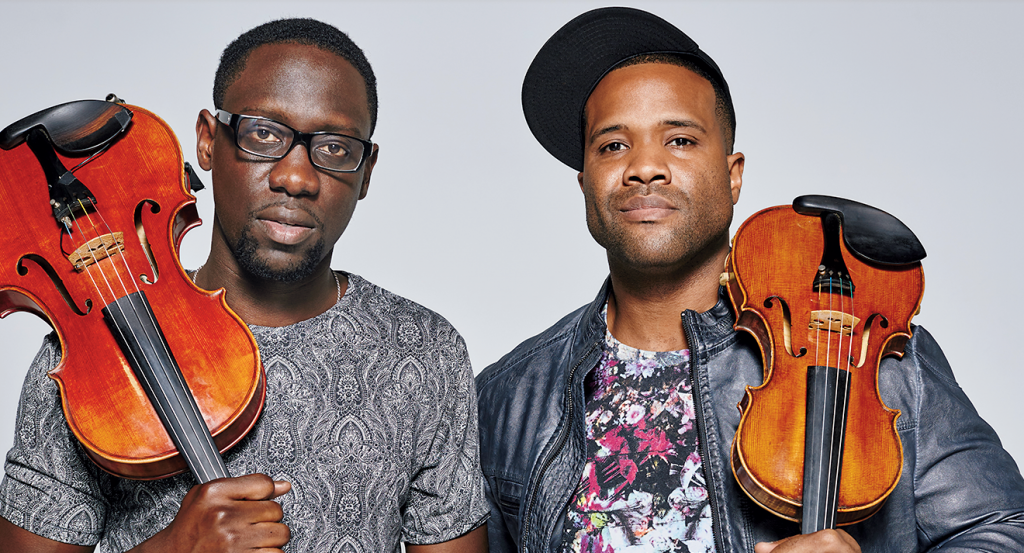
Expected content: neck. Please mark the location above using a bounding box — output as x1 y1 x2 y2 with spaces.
606 239 728 352
195 244 342 328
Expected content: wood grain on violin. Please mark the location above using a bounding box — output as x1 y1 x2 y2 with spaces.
0 103 264 482
725 197 924 531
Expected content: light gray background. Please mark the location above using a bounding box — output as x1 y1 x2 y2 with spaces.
1 1 1022 470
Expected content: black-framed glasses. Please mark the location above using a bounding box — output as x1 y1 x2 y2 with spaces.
215 110 372 173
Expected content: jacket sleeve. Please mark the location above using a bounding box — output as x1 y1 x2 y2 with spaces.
906 328 1024 550
483 476 518 553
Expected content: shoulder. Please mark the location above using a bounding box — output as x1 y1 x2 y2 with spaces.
17 332 61 393
344 273 461 334
880 326 953 384
8 333 65 434
340 273 470 367
877 325 967 423
902 326 955 382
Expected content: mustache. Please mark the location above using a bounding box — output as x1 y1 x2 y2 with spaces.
614 186 680 211
248 200 324 228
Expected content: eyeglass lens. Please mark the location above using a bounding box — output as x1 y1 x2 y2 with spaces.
234 116 366 172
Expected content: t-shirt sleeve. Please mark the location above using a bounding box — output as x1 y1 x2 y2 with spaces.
0 333 107 546
401 328 489 544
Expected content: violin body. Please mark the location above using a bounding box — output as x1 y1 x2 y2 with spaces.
0 104 264 480
727 201 924 527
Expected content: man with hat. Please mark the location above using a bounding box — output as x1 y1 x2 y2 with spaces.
475 7 1024 553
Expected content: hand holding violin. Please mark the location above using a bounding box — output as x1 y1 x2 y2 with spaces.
755 529 861 553
135 473 291 553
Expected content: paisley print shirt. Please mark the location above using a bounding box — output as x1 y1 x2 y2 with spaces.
561 314 715 553
0 273 488 552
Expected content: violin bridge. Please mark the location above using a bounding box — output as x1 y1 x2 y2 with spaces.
808 310 859 336
69 232 125 272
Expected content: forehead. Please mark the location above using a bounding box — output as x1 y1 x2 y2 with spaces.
584 62 719 135
222 42 371 136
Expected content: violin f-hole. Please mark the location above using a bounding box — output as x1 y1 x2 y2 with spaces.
18 254 90 316
763 295 807 359
134 199 161 285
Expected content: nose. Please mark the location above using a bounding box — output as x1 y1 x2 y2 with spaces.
624 140 670 187
268 143 321 197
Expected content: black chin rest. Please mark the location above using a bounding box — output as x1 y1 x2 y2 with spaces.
793 195 926 265
0 99 131 155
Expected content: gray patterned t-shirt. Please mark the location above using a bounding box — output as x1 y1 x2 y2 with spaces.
0 273 488 552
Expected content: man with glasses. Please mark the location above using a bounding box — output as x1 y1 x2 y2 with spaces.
0 18 488 553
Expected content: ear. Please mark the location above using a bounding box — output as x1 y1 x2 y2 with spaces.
357 143 378 200
578 171 585 193
195 109 218 171
727 151 745 205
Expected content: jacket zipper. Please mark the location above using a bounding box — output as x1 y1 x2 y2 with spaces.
521 340 600 553
684 312 726 553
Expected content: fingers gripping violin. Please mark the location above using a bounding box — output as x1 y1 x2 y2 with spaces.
0 98 264 483
725 195 925 533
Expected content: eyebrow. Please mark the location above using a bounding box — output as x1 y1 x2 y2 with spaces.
587 119 708 146
588 124 624 145
665 120 707 135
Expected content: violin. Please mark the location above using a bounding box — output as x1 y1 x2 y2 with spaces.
725 195 925 532
0 98 264 483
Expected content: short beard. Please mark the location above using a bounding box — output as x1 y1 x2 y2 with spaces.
594 213 730 271
588 193 731 274
232 225 325 283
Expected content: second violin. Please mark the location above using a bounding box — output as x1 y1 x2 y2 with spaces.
726 195 925 532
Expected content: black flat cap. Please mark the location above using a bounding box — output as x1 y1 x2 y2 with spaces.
522 6 732 172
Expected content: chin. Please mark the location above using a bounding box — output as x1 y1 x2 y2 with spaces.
604 232 727 276
234 229 325 283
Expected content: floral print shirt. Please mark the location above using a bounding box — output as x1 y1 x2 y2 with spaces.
561 312 715 553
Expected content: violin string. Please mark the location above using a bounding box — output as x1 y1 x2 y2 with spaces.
835 273 856 527
70 209 201 477
125 290 219 482
70 203 115 307
69 209 189 476
822 275 835 530
815 274 833 529
73 200 218 481
815 278 822 367
834 274 846 527
825 274 844 528
92 207 221 482
56 126 223 482
812 269 820 522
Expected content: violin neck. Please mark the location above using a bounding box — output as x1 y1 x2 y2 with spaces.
802 364 850 533
102 291 229 484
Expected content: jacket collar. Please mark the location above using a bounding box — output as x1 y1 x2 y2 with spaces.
570 276 737 362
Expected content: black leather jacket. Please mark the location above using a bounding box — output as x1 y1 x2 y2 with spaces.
476 280 1024 552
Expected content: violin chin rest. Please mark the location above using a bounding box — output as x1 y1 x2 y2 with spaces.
0 99 132 155
793 195 926 266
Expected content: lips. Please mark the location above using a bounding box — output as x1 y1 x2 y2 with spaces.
254 205 318 246
619 194 677 221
